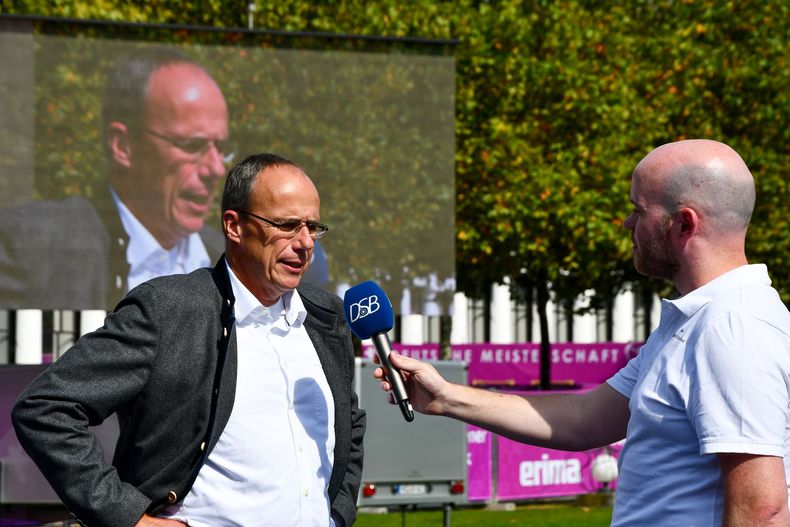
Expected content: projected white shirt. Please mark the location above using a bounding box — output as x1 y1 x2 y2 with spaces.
111 189 210 291
159 262 337 527
607 264 790 526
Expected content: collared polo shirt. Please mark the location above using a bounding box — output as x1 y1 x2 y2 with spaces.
607 264 790 526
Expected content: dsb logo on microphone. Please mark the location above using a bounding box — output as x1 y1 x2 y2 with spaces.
343 281 395 340
348 295 380 323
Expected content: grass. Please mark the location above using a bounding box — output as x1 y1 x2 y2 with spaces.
356 502 613 527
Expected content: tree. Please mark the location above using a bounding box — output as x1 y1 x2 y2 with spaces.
452 0 790 386
3 0 789 344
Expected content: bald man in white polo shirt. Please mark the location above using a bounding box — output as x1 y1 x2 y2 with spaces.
376 139 790 526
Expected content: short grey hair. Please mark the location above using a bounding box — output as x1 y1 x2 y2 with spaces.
221 153 303 214
102 46 206 139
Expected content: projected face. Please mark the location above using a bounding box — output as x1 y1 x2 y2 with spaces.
119 63 229 249
228 165 320 306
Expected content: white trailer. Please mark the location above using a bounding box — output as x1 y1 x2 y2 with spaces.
354 358 468 518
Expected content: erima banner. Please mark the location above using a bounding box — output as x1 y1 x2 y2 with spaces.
495 439 618 501
362 342 640 387
467 423 623 501
0 17 455 313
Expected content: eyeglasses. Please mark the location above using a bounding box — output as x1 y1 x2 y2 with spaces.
236 209 329 239
144 128 237 165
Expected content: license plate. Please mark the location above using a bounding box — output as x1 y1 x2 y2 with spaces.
393 484 428 495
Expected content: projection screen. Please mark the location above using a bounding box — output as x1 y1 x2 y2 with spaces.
0 16 456 315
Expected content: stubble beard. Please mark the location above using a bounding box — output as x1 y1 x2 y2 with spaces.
633 217 680 282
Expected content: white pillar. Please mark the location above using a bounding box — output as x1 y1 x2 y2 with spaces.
450 292 468 344
650 293 661 333
546 297 558 343
399 287 413 316
612 289 635 342
15 309 42 364
335 283 351 301
490 282 513 344
80 310 107 337
400 314 424 345
573 291 597 343
530 301 541 343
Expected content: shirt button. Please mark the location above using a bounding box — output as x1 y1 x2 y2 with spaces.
167 491 178 504
117 237 125 247
200 441 206 451
304 489 309 497
115 275 123 289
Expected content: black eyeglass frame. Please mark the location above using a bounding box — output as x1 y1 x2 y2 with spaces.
143 128 237 164
235 209 329 239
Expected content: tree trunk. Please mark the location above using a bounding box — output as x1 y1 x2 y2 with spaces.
536 280 551 390
439 314 452 360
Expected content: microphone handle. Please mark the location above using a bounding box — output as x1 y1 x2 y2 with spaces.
371 332 414 422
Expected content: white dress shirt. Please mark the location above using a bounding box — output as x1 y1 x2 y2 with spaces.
159 262 337 526
111 189 210 291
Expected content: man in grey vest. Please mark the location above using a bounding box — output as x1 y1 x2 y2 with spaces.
13 152 365 527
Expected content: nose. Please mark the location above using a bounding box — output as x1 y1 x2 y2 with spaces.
292 224 316 250
200 142 227 179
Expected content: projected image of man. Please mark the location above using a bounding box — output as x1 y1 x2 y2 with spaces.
0 46 330 310
0 47 227 309
103 47 231 292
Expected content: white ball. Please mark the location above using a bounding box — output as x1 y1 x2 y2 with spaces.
591 453 619 483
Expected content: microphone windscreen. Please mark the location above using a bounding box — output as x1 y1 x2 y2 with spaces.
342 281 394 340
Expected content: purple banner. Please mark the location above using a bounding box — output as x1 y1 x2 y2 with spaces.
466 425 493 501
362 342 640 387
497 440 601 500
361 342 635 501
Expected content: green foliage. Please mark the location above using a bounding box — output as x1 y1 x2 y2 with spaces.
3 0 790 303
453 0 790 305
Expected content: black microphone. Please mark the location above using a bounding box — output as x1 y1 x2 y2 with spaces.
343 281 414 422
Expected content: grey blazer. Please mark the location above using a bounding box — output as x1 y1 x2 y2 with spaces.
12 258 366 527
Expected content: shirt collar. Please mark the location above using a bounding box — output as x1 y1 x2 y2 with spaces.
225 260 307 327
111 187 208 270
668 264 771 318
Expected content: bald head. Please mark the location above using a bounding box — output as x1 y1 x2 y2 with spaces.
634 139 755 233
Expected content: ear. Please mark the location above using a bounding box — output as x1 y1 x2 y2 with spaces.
675 207 699 246
222 210 242 245
107 121 133 169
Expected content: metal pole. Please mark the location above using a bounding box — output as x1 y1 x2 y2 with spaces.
443 503 452 527
491 431 499 506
